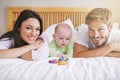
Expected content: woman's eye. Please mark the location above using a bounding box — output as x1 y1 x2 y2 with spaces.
26 27 32 30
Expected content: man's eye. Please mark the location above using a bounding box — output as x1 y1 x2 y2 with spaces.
98 28 104 31
36 28 40 31
89 29 94 32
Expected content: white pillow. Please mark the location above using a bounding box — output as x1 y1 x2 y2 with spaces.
61 18 74 30
41 18 74 43
112 22 119 29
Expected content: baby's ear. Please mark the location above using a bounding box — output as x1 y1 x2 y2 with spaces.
53 34 55 38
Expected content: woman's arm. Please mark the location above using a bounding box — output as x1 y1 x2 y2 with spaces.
0 38 43 59
0 45 32 59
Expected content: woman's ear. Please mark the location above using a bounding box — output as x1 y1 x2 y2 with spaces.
18 28 20 32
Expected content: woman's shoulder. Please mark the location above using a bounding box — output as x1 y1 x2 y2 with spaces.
0 38 14 49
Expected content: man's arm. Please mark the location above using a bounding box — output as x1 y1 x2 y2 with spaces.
106 51 120 57
73 43 114 58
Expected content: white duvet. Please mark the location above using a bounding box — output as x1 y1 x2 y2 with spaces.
0 57 120 80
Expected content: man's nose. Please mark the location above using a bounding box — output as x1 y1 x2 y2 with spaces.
94 31 99 37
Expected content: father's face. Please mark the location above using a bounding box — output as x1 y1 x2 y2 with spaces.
88 20 111 47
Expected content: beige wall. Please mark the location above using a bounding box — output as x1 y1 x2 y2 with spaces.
102 0 120 22
0 0 119 36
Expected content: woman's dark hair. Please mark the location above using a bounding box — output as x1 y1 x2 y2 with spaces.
0 9 43 47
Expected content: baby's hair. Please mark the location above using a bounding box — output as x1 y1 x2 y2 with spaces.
85 8 112 25
54 23 72 33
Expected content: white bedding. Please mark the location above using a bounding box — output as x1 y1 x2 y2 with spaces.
0 57 120 80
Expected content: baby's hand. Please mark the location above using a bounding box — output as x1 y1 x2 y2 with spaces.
57 53 67 58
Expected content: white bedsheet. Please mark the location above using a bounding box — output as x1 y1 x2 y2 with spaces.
0 57 120 80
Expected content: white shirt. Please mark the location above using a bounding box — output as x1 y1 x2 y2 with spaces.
0 38 49 60
75 24 120 49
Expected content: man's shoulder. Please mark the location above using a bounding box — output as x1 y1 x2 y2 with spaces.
111 28 120 35
77 24 88 30
109 28 120 42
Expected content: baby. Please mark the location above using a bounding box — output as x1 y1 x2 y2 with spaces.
49 23 74 58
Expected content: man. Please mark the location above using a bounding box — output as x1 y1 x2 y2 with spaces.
73 8 120 58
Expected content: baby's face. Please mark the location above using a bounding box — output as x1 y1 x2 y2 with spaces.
54 28 72 48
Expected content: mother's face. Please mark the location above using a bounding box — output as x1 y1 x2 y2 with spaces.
19 18 40 44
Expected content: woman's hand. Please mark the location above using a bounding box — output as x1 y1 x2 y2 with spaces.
30 37 44 50
19 37 44 60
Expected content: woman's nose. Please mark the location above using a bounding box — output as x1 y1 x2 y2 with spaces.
31 29 36 36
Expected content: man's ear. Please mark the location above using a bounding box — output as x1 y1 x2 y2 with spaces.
108 23 113 31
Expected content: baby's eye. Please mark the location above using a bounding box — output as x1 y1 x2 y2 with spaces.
59 38 63 40
66 38 70 40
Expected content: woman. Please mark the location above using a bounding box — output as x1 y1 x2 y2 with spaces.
0 9 49 60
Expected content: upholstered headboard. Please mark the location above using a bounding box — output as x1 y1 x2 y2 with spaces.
6 7 92 31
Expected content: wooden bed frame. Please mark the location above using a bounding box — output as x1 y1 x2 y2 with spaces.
7 7 92 31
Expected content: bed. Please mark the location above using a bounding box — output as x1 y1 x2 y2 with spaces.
6 7 92 31
1 7 120 80
0 57 120 80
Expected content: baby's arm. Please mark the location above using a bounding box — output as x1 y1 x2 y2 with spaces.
49 48 61 57
57 53 67 58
